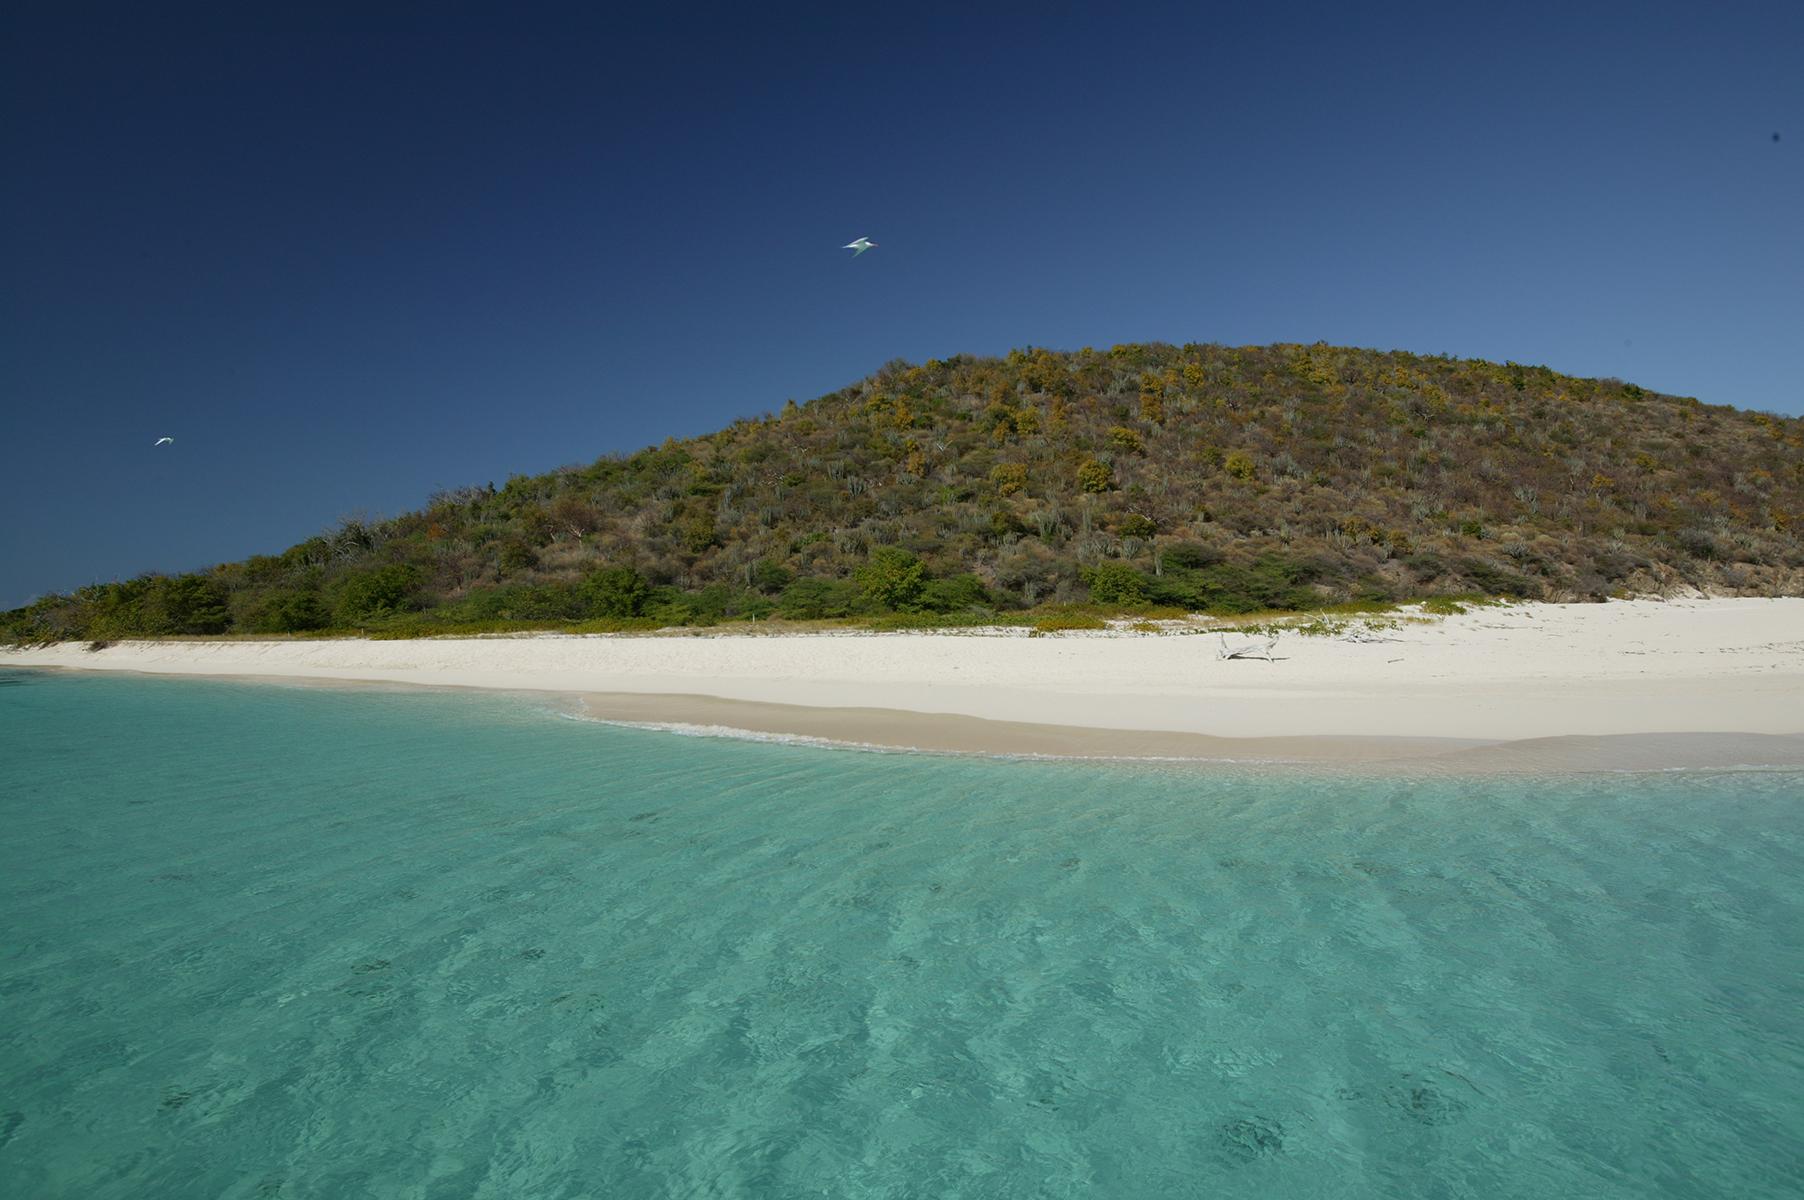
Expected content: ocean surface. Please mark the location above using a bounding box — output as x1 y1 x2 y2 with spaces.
2 669 1801 1199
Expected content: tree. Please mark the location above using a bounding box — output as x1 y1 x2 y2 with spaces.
990 463 1028 496
679 514 719 553
1083 563 1149 605
497 541 538 575
750 559 794 594
855 547 926 612
920 574 990 612
578 566 649 618
550 493 602 541
776 578 858 619
1161 542 1222 571
146 575 231 635
252 590 330 633
1077 460 1113 493
335 564 422 623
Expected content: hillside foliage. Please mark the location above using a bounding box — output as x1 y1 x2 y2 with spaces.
7 343 1802 642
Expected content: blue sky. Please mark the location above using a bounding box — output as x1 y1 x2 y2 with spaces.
2 1 1799 606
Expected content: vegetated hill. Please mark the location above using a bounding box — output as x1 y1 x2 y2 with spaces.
7 342 1803 642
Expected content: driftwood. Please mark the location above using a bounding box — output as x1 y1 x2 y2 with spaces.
1217 632 1278 662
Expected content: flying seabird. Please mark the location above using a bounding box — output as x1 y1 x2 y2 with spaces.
843 236 876 257
153 437 174 446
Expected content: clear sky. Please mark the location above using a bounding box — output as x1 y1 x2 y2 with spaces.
3 1 1799 607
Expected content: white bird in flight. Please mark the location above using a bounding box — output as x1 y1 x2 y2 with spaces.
843 236 876 258
153 437 174 446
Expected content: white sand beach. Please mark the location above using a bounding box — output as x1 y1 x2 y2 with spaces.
8 597 1802 766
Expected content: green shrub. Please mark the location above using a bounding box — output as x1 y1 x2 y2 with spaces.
1117 513 1156 539
776 578 859 620
1188 556 1321 613
919 573 991 612
1032 610 1107 633
1160 542 1222 571
497 541 538 575
679 516 719 553
990 463 1028 495
1076 459 1113 493
1457 559 1537 598
1403 551 1448 581
577 566 649 618
1670 529 1721 561
145 575 232 635
77 577 151 639
250 590 330 633
656 583 772 624
855 547 926 612
462 582 582 622
641 586 699 625
750 559 794 594
864 608 1002 631
1082 562 1149 605
566 615 663 634
334 564 422 623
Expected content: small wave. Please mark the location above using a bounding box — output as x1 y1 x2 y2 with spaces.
549 709 1804 778
558 712 919 754
552 710 1301 766
1602 764 1804 777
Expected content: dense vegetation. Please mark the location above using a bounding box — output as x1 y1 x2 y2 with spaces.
6 343 1801 643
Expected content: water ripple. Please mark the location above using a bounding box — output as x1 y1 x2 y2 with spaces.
1 674 1801 1198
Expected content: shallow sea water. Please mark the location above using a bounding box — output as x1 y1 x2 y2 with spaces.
1 668 1801 1198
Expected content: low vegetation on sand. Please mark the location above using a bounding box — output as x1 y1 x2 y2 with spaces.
6 342 1801 644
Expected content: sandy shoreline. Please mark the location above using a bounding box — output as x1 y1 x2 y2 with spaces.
7 597 1802 769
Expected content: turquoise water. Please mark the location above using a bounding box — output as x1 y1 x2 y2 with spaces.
1 670 1801 1199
